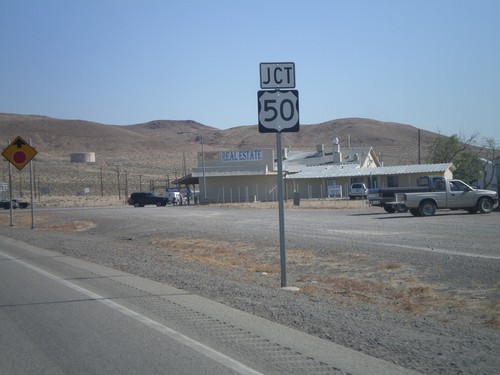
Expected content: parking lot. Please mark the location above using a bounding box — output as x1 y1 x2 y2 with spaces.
3 204 498 297
1 204 499 374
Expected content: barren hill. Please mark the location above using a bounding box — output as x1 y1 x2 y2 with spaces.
0 113 439 197
0 113 437 164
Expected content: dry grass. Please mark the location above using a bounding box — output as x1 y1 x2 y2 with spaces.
2 210 498 328
0 211 96 232
377 262 401 271
151 237 280 274
152 236 499 328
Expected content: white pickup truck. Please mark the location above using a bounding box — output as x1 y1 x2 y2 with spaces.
349 183 367 200
394 179 498 217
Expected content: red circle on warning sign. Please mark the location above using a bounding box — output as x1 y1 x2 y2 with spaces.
13 151 27 164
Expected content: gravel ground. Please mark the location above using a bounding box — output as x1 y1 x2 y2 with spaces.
1 205 499 375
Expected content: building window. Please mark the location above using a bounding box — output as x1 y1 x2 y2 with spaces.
387 175 399 187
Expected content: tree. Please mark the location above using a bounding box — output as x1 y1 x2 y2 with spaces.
478 137 497 189
453 151 482 183
426 132 482 183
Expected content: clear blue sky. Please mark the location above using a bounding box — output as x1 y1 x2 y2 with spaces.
1 0 499 143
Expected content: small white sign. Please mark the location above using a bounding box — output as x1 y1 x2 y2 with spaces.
260 62 295 89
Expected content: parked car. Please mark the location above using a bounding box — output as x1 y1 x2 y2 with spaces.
127 192 169 207
349 183 367 200
165 191 181 204
0 199 30 209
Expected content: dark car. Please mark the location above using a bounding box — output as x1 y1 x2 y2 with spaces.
127 192 169 207
0 199 30 209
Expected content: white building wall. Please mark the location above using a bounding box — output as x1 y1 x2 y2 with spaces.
202 175 279 203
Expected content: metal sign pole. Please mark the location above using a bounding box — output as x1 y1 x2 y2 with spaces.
7 140 13 227
29 139 35 229
258 61 298 289
276 132 287 287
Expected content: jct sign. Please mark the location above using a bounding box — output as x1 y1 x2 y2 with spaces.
260 62 295 89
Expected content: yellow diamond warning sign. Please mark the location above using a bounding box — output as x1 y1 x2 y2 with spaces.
2 136 38 170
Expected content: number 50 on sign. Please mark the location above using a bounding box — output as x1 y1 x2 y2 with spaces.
258 90 299 133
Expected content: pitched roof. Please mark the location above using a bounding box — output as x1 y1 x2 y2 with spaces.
284 146 375 167
287 163 454 179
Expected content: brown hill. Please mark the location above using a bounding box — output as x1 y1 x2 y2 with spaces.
0 113 437 165
0 113 439 197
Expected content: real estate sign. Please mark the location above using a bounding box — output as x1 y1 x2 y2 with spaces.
221 150 263 162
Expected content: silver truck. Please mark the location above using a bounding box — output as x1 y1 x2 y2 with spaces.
349 183 367 200
368 176 445 213
394 179 498 216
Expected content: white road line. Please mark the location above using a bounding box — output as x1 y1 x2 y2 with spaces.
0 250 264 375
375 242 500 259
297 234 500 260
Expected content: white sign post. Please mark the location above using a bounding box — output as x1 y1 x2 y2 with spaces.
260 62 295 89
257 62 300 288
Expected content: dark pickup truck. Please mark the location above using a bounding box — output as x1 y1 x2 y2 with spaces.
367 176 445 213
0 199 30 209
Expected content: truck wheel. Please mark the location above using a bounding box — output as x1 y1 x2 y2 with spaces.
383 205 396 214
419 200 436 216
396 205 408 213
477 197 494 214
156 202 162 207
409 208 421 216
133 202 140 207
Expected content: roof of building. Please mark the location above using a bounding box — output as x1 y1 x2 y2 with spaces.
284 146 375 167
172 173 198 186
286 163 455 179
192 165 270 177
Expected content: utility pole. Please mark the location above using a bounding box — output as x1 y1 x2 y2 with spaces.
182 152 187 176
418 129 421 164
116 166 121 200
177 132 207 201
100 165 104 197
124 171 128 199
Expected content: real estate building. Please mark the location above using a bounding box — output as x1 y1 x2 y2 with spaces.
177 141 455 204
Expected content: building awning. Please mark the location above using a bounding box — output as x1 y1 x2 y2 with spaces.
191 166 270 177
172 174 199 186
287 163 455 179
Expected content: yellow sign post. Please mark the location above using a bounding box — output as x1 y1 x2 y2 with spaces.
2 136 38 170
2 136 38 228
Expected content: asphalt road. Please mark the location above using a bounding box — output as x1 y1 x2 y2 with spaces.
0 246 243 375
0 234 419 375
0 204 498 374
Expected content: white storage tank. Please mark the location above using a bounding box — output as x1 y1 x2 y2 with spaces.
70 152 96 163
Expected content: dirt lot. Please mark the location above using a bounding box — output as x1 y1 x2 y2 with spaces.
1 202 499 374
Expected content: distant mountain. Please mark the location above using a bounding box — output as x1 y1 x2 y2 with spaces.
0 113 438 166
